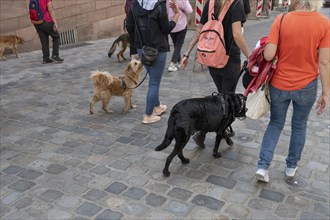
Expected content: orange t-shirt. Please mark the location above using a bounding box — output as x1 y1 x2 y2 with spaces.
267 11 330 91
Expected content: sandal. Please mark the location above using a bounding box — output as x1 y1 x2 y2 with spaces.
142 114 161 124
153 104 167 116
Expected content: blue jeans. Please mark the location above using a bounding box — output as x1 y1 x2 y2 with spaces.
257 79 317 170
138 49 167 115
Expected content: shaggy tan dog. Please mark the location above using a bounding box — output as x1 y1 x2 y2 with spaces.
0 35 24 60
89 59 144 114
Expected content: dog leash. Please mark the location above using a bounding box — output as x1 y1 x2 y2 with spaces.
122 70 148 90
24 31 38 42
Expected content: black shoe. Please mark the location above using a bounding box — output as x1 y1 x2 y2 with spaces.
51 56 64 62
43 58 54 64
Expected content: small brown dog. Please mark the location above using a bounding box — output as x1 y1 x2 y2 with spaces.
108 33 130 63
0 35 24 60
89 59 144 114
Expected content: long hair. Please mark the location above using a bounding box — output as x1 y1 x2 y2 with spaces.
214 0 231 17
293 0 322 11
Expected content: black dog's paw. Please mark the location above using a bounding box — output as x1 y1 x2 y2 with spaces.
213 152 222 158
225 138 234 146
182 158 190 164
163 170 170 177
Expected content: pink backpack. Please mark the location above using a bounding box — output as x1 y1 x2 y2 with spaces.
197 0 233 68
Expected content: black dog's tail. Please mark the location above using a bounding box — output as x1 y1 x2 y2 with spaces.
155 113 175 151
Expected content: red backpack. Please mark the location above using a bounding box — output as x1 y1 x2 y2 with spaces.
29 0 45 25
197 0 233 68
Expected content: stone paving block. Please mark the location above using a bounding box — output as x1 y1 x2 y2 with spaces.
47 208 73 219
122 187 147 200
0 175 17 187
300 211 324 220
191 194 225 211
206 175 237 189
185 169 206 179
46 164 68 175
95 209 123 220
64 158 82 167
56 147 75 154
122 202 151 217
314 202 330 217
13 197 33 210
126 176 149 186
115 136 134 144
108 160 132 170
90 166 110 175
104 182 128 194
78 162 95 170
82 188 107 201
248 198 276 211
145 193 167 207
38 189 64 203
91 146 110 154
311 180 330 193
259 189 285 202
224 204 250 219
55 195 81 209
222 191 249 204
274 204 298 218
1 191 24 205
2 165 24 175
167 187 193 201
17 169 43 180
8 179 36 192
75 202 103 217
163 200 193 217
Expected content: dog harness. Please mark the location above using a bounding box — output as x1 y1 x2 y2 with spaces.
212 92 227 117
120 75 137 89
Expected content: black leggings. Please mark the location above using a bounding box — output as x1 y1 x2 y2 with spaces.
209 58 241 93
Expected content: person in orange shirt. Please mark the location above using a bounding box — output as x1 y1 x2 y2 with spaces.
255 0 329 183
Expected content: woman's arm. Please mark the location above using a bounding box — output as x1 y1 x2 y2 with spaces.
232 21 250 59
180 25 202 69
316 47 330 115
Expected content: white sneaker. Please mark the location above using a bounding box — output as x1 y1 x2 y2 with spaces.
285 166 298 177
168 64 178 72
255 169 269 183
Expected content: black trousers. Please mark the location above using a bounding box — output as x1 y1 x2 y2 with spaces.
34 22 60 61
208 58 241 93
169 27 187 63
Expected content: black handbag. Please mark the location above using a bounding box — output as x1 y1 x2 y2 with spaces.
132 9 158 66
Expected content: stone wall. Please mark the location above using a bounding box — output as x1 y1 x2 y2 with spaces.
0 0 271 53
0 0 126 53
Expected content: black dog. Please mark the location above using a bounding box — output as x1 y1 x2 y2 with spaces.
155 92 247 177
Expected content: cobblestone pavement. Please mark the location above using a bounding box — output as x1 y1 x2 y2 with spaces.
1 8 329 220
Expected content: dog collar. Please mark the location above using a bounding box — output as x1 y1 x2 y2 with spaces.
212 92 226 116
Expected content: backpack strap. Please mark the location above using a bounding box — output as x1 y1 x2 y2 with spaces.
218 0 234 21
208 0 234 21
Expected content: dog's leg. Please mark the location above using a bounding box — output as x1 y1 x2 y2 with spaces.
101 97 112 113
123 96 131 114
89 96 100 114
223 131 234 146
193 131 206 148
13 46 20 58
117 53 122 63
0 48 6 60
163 133 190 177
213 133 223 158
